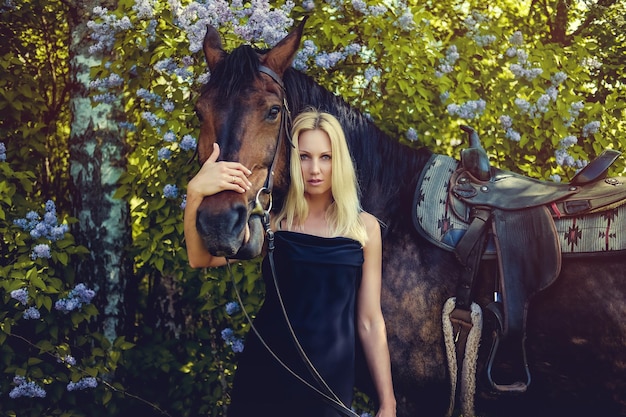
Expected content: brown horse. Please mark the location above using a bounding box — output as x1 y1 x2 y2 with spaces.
193 21 626 417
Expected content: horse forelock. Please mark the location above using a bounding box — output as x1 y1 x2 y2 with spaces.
202 45 264 98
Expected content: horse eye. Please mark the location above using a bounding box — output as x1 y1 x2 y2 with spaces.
194 107 204 122
267 105 281 121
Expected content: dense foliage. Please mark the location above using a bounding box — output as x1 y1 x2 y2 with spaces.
1 0 624 416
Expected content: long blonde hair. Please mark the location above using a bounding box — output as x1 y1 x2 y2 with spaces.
274 109 368 245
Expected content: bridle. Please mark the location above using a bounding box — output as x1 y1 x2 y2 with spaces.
225 65 359 417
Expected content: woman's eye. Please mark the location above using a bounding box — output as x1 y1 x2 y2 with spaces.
299 154 309 160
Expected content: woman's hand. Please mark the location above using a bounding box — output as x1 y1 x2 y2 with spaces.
184 143 252 268
376 404 397 417
187 143 252 198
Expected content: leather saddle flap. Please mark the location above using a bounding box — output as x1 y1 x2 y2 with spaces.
491 206 561 336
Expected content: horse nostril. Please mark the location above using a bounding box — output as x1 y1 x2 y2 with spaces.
196 200 249 255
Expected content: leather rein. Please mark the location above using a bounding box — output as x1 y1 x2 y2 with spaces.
225 66 359 417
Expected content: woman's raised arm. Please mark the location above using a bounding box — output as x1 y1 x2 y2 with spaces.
184 143 252 268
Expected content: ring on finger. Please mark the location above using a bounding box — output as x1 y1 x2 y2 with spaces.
231 176 237 183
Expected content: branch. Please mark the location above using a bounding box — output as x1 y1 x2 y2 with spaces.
569 0 618 39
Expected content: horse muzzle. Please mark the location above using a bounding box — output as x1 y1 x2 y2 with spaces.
196 195 265 259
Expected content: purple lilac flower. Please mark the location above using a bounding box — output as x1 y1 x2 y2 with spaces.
55 283 96 312
352 0 367 13
551 71 567 85
31 244 52 260
446 99 486 120
162 100 175 112
302 0 315 11
395 9 415 31
509 30 524 46
436 45 459 77
15 200 68 242
26 211 39 221
67 377 98 391
546 86 559 101
514 98 531 114
163 184 178 199
71 283 96 304
180 135 197 151
9 379 46 398
314 51 346 69
10 288 29 305
582 121 600 137
364 66 381 82
560 135 578 148
0 142 6 161
505 128 521 142
154 58 177 73
225 301 240 315
221 327 245 353
343 43 361 56
499 115 513 129
132 0 154 19
230 339 244 353
555 149 576 167
59 355 77 366
181 55 194 67
89 73 124 91
196 72 211 85
405 128 418 142
23 307 41 320
87 9 133 55
293 40 318 71
137 88 161 104
158 147 172 161
163 131 176 142
180 194 187 210
55 298 82 312
93 93 119 104
141 111 165 127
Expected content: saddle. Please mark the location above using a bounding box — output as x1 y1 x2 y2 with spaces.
413 125 626 400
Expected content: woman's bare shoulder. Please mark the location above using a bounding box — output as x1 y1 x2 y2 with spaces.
360 211 381 234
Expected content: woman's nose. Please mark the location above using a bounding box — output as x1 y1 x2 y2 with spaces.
310 158 320 173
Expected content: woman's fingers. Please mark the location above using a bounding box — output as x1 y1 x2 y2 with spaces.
193 142 253 194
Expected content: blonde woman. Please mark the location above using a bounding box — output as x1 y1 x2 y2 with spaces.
184 109 396 417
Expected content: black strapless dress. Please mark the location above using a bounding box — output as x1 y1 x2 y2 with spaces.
227 231 364 417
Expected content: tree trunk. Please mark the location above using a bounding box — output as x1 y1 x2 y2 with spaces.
551 0 570 44
67 0 130 343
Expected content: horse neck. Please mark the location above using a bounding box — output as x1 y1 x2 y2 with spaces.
284 70 432 228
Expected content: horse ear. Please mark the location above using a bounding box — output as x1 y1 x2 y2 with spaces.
203 25 226 72
262 17 308 76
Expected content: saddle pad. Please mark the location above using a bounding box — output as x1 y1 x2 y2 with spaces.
413 155 626 256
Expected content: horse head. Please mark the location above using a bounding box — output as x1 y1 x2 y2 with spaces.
194 21 306 259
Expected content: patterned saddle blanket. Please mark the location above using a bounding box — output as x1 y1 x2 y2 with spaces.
413 154 626 257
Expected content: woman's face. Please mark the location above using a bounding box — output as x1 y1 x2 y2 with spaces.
298 129 333 198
